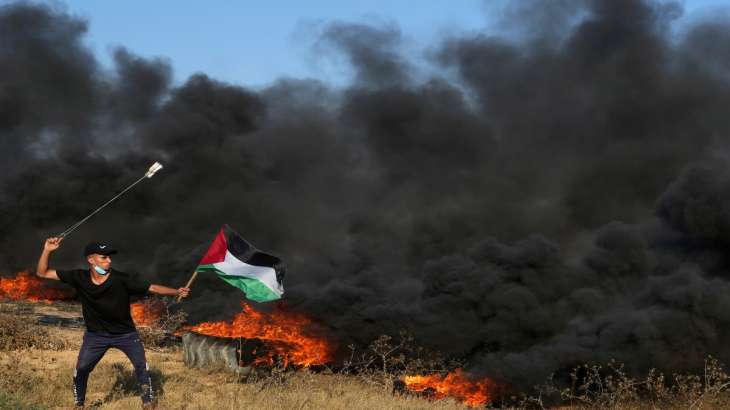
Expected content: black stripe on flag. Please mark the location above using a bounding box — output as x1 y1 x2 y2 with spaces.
223 225 286 285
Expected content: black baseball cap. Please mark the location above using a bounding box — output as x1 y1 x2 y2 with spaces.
84 242 118 257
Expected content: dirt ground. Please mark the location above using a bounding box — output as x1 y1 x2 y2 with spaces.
0 301 469 410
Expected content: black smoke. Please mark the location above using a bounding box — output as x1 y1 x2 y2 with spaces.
2 0 730 389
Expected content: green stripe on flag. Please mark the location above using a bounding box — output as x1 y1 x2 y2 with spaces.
197 265 281 302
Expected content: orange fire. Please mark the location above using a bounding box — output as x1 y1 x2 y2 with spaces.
403 369 494 407
0 272 75 303
130 299 165 327
184 302 333 367
1 272 165 329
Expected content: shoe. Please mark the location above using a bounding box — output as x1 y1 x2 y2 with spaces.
142 402 157 409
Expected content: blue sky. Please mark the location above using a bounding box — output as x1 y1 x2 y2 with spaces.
26 1 730 87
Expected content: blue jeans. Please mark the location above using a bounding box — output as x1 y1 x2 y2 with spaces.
73 330 153 405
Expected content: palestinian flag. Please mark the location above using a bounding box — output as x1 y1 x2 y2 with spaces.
197 225 285 302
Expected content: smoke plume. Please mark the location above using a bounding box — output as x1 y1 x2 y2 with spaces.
2 0 730 388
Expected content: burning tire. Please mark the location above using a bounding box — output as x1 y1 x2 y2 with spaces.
182 332 254 375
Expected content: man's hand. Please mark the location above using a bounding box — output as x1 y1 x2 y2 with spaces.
177 287 191 299
37 237 61 280
44 237 63 253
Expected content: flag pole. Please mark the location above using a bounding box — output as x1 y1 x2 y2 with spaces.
177 271 198 302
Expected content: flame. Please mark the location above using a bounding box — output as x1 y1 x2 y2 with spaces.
403 369 494 407
183 302 334 367
4 273 493 404
130 299 165 327
1 272 165 329
0 272 75 303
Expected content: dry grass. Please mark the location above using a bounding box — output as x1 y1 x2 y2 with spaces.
5 300 730 409
0 304 69 351
133 297 187 350
521 358 730 409
0 301 468 409
0 347 469 410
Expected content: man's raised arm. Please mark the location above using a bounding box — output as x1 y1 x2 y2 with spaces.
36 237 62 280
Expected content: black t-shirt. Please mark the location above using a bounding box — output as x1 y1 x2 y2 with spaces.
57 269 151 334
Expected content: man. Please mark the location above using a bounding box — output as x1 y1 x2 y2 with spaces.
36 236 191 409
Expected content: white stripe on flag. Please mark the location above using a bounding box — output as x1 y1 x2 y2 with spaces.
213 250 283 296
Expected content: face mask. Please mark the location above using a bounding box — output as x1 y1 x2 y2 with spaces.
94 265 108 275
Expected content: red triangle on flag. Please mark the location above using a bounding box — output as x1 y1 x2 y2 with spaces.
198 227 228 265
